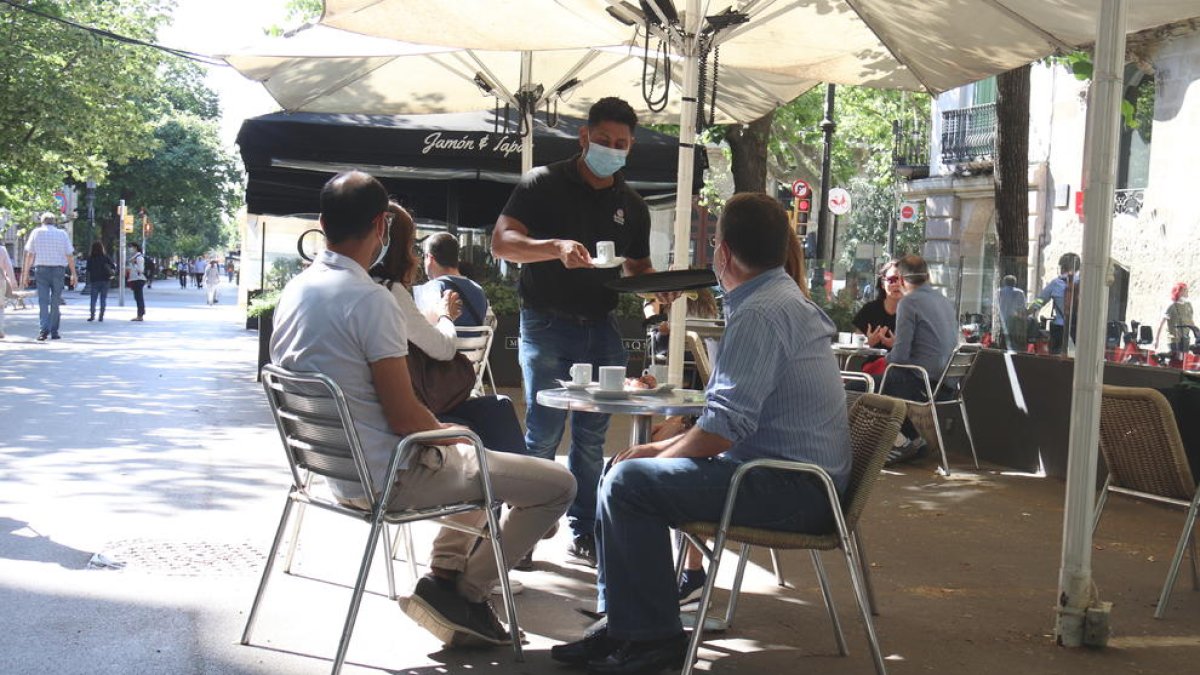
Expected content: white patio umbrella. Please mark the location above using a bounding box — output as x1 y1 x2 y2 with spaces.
320 0 1200 652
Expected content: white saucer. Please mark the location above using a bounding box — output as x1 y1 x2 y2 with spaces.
556 379 592 391
629 383 678 396
591 256 626 269
588 387 631 400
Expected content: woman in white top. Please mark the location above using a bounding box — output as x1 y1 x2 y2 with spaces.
372 203 526 455
127 243 147 321
0 246 18 338
203 259 223 305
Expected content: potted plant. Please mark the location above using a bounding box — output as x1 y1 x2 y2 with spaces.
248 288 281 379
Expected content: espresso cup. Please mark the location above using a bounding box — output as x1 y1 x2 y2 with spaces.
643 364 669 383
598 366 625 391
853 334 868 347
570 363 592 386
838 331 852 345
595 240 615 263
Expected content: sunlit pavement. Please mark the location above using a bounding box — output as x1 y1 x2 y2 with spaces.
2 283 1199 674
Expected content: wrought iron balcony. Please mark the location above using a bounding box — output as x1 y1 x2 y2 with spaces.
940 102 996 170
1114 188 1144 217
892 119 930 179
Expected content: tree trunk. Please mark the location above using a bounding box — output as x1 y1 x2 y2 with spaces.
994 64 1031 285
724 111 774 193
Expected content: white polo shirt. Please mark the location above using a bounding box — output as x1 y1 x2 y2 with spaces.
26 224 73 267
270 249 408 500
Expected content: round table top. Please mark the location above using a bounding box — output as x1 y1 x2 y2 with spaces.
536 387 708 416
831 343 888 357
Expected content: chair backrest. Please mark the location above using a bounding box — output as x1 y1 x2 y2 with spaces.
842 394 908 527
261 364 374 498
934 343 981 399
455 325 494 395
1098 385 1195 501
686 330 714 386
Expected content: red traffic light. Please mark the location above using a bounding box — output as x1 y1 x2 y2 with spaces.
797 199 811 212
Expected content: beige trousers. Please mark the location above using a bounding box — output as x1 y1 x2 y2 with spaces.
363 445 575 603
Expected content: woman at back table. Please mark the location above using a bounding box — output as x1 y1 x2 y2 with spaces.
853 260 901 350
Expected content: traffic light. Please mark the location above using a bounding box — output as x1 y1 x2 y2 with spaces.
795 197 812 230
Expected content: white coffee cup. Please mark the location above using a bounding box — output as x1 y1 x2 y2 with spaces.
570 363 592 386
598 366 625 391
595 241 615 263
643 364 669 384
853 333 868 347
838 332 852 345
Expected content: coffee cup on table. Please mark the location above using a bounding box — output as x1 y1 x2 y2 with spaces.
643 364 669 384
838 332 852 345
570 363 592 386
853 334 868 347
595 241 615 264
598 366 625 391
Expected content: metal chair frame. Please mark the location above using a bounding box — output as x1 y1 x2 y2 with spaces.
879 343 981 475
1092 385 1200 618
454 324 495 396
679 394 907 675
243 365 522 674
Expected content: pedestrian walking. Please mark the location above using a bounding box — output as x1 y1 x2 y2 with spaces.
86 241 115 322
20 212 77 341
225 259 235 283
144 258 156 288
0 244 17 339
176 259 188 288
128 243 147 321
192 258 205 289
204 259 221 305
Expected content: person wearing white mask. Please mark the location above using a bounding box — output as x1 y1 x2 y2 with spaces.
492 96 670 568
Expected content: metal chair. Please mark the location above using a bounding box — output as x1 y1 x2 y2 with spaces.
1093 385 1199 618
454 324 495 397
678 393 907 675
243 365 522 674
879 343 981 475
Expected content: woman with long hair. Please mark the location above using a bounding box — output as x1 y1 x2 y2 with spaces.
127 243 146 321
852 260 901 349
86 241 115 322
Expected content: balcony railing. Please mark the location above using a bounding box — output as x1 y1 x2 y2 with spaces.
892 119 930 179
1114 188 1144 217
941 102 997 169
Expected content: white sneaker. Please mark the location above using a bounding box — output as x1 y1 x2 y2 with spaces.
490 579 524 596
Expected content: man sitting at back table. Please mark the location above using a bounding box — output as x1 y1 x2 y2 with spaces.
270 170 575 647
551 193 852 674
415 232 491 329
878 254 959 465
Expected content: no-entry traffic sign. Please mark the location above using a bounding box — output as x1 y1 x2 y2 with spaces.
791 179 810 199
899 202 919 223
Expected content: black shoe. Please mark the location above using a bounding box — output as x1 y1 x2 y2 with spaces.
569 534 597 567
884 438 926 467
36 331 48 341
402 574 510 647
50 333 61 340
677 568 707 605
551 626 620 666
87 316 94 322
587 633 688 674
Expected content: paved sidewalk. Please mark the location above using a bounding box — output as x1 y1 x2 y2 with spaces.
2 283 1199 674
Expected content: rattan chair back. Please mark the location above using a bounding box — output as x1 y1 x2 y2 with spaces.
843 394 908 525
1099 385 1194 501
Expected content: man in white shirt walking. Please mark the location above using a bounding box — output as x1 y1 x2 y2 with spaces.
21 213 77 341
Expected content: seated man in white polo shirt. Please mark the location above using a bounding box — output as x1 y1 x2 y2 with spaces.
270 170 575 647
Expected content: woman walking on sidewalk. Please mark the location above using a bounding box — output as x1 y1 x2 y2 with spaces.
203 259 221 305
86 241 114 322
127 244 147 321
0 245 17 339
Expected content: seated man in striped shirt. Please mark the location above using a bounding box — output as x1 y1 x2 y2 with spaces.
551 192 852 674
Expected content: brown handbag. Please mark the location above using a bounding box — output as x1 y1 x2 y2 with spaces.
406 342 476 414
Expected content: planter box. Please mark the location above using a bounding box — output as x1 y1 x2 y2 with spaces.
488 314 651 389
256 309 274 381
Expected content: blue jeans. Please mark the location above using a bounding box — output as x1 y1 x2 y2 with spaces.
34 266 65 334
595 456 837 641
439 395 527 455
519 308 627 538
89 279 109 319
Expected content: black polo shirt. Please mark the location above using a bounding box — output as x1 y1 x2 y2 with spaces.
501 154 651 320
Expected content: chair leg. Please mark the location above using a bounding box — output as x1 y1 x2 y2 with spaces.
403 524 419 583
483 502 524 661
851 531 879 616
1190 530 1199 592
723 543 752 627
331 519 386 674
241 494 295 645
283 500 308 574
841 531 888 675
930 411 952 477
1091 479 1112 536
381 525 398 601
811 550 848 656
1155 501 1200 619
682 531 729 675
958 400 980 470
674 529 687 585
770 548 786 587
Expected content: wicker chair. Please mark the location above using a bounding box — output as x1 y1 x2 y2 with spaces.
1093 385 1199 618
678 393 907 675
879 343 981 475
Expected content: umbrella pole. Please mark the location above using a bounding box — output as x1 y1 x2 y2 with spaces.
520 51 534 175
1055 0 1126 648
666 0 701 386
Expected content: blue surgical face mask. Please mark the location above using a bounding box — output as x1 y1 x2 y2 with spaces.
372 224 391 269
584 138 628 178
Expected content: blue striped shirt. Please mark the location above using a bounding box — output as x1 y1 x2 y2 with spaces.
696 268 852 492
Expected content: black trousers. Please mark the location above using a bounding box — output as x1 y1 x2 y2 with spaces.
130 280 146 317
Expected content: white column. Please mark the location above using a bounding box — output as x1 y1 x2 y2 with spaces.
1055 0 1126 647
520 51 534 175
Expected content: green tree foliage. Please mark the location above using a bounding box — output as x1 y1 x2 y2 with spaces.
0 0 174 224
265 0 322 36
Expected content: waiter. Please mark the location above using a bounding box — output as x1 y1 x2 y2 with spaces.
492 96 670 567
